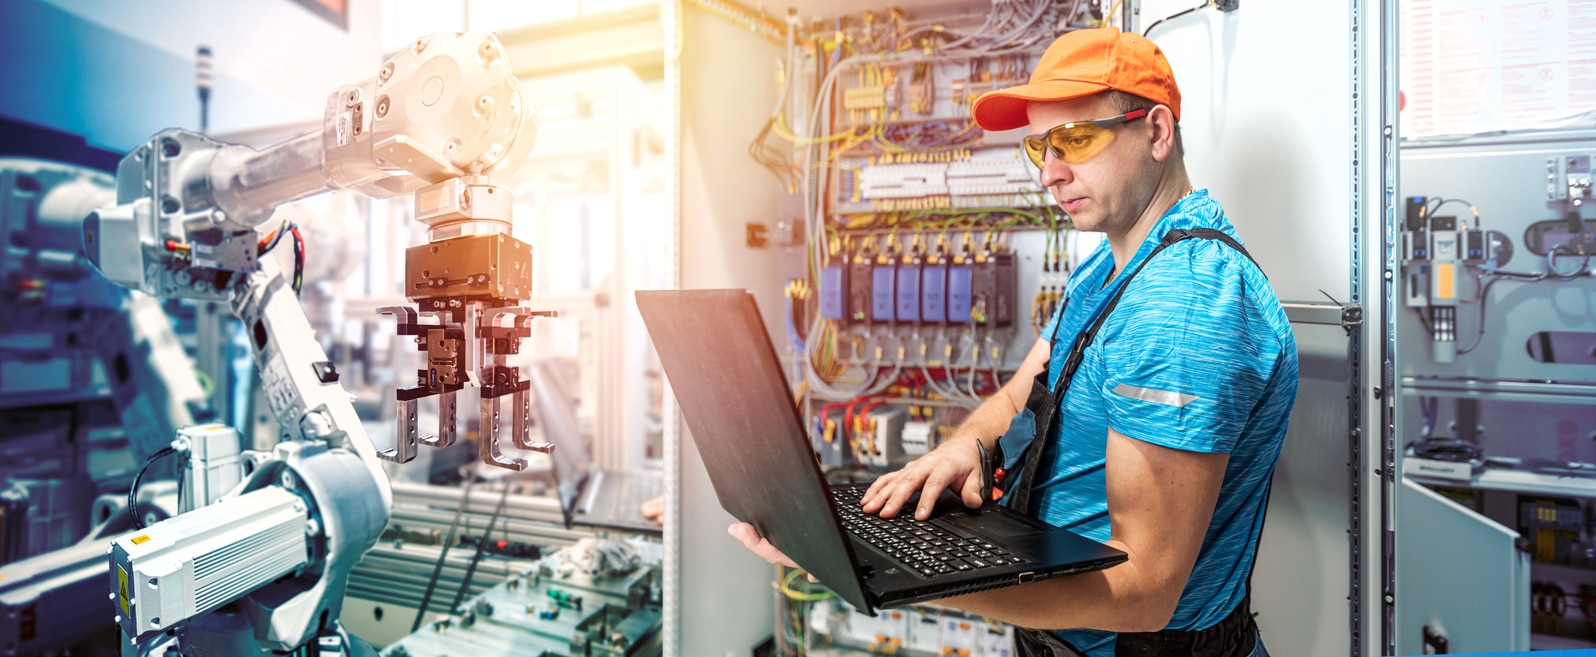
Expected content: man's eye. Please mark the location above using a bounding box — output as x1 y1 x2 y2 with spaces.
1066 137 1092 148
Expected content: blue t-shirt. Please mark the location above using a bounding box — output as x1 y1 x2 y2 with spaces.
1031 190 1298 656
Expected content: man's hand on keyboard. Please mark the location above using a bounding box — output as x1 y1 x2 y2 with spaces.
860 435 988 520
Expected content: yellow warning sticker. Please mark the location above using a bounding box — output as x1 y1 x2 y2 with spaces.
117 564 130 614
131 535 150 545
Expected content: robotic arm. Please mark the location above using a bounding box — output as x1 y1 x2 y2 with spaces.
84 32 552 653
83 31 548 467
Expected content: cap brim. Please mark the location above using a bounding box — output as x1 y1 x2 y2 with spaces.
970 80 1113 132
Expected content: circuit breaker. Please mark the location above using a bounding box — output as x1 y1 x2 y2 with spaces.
861 406 907 468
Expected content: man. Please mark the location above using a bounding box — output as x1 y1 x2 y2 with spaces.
731 26 1296 657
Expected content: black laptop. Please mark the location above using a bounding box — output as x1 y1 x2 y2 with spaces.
525 359 663 536
637 289 1126 613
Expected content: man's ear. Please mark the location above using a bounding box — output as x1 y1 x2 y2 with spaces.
1148 105 1177 162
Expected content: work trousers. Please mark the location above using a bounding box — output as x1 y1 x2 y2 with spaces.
1013 595 1264 657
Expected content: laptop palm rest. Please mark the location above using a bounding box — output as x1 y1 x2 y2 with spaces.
937 508 1044 538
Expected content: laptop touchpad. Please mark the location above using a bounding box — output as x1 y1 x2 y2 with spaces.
939 509 1044 538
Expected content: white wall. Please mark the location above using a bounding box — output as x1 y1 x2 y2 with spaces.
675 6 786 656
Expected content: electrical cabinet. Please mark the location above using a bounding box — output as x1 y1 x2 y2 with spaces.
1398 137 1596 652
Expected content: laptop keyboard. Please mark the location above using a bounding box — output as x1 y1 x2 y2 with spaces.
830 486 1027 579
593 473 662 524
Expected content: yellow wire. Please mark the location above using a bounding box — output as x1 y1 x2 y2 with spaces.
779 567 834 601
772 114 856 144
1106 0 1125 26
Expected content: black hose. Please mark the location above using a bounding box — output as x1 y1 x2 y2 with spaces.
410 479 476 632
1143 1 1211 37
129 446 177 530
447 482 513 614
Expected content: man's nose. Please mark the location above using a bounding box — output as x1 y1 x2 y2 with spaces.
1040 151 1074 187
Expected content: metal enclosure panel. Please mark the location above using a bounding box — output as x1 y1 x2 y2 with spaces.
1139 0 1354 302
1250 323 1352 657
1400 134 1596 384
1394 479 1528 655
1141 2 1379 656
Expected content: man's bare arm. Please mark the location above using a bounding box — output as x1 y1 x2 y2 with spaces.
935 428 1228 633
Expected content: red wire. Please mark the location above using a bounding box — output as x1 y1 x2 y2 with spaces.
845 395 887 441
843 397 869 439
818 402 850 423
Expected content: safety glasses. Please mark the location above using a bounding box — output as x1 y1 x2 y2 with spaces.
1021 108 1148 168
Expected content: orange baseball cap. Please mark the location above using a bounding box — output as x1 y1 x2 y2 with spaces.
970 27 1181 131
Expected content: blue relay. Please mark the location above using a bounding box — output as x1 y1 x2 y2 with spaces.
921 264 947 323
947 264 974 323
871 265 896 322
819 266 847 320
896 264 921 323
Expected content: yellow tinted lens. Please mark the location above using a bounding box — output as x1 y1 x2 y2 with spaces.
1048 124 1114 164
1022 136 1048 168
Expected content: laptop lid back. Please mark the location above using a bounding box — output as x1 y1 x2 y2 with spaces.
637 289 873 613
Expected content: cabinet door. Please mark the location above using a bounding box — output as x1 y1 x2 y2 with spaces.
1395 479 1529 655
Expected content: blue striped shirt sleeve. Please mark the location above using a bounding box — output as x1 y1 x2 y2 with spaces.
1098 240 1281 454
